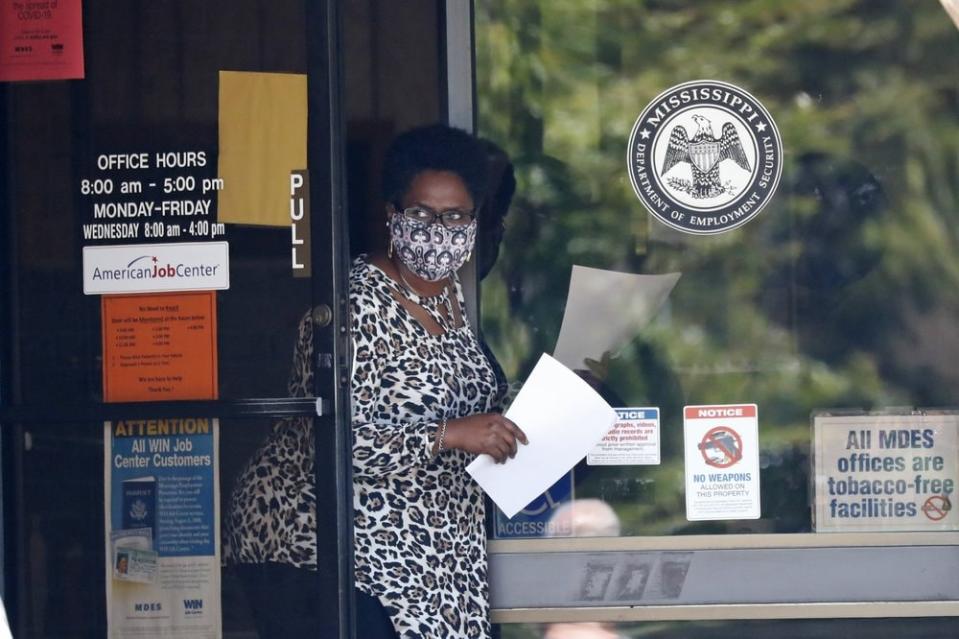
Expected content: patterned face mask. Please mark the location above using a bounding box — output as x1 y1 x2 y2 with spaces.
389 213 477 282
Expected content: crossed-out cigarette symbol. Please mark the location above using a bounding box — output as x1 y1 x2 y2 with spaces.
922 495 952 521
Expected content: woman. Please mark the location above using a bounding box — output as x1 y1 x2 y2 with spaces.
226 124 526 638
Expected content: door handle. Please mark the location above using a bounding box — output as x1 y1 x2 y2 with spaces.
315 397 330 416
313 304 333 328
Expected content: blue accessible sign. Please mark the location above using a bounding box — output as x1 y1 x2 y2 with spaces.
493 471 575 538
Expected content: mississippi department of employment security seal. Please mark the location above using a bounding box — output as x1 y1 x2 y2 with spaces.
627 80 783 235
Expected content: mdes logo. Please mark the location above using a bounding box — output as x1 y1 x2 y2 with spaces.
627 80 783 235
133 602 163 614
83 242 230 294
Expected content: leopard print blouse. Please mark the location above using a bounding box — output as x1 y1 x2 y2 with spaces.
225 255 504 638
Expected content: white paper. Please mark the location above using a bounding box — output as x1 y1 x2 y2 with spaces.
467 354 618 518
552 265 681 371
941 0 959 30
0 599 11 639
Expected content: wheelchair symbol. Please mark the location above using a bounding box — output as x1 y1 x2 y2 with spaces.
521 487 563 516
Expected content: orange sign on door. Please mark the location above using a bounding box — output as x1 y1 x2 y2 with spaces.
102 291 218 402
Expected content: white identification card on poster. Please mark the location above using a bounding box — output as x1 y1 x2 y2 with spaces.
684 404 761 521
814 413 959 532
587 407 660 466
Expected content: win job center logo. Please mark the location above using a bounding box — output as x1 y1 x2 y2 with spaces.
627 80 783 235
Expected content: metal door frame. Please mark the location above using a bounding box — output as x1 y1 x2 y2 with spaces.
0 1 355 636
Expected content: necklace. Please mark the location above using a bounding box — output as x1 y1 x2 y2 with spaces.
397 267 455 322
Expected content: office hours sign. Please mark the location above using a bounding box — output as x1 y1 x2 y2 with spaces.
814 413 959 532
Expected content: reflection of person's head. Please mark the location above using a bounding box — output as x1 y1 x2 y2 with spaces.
792 153 886 290
543 502 624 637
543 622 621 639
477 139 516 280
546 498 621 538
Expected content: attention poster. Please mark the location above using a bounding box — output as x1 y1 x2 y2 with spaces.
105 418 221 639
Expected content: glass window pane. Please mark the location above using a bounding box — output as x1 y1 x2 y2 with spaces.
5 0 313 406
3 2 326 637
475 0 959 536
13 416 313 637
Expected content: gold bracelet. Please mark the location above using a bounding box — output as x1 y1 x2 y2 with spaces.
438 418 448 452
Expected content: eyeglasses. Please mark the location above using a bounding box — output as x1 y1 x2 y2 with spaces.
393 204 475 228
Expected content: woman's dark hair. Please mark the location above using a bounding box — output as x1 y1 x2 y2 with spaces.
381 124 489 206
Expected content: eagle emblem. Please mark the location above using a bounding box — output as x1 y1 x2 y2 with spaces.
129 499 148 521
628 80 782 234
661 115 751 199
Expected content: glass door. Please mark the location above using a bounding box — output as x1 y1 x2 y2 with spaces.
0 2 352 637
471 1 959 636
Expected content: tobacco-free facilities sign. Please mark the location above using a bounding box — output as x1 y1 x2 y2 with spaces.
684 404 761 521
814 413 959 532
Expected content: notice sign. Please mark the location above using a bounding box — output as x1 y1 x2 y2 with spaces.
102 292 218 402
0 0 84 82
814 413 959 532
588 408 660 466
684 404 760 521
105 418 221 638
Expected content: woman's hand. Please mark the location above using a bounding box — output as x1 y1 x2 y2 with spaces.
441 413 528 463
